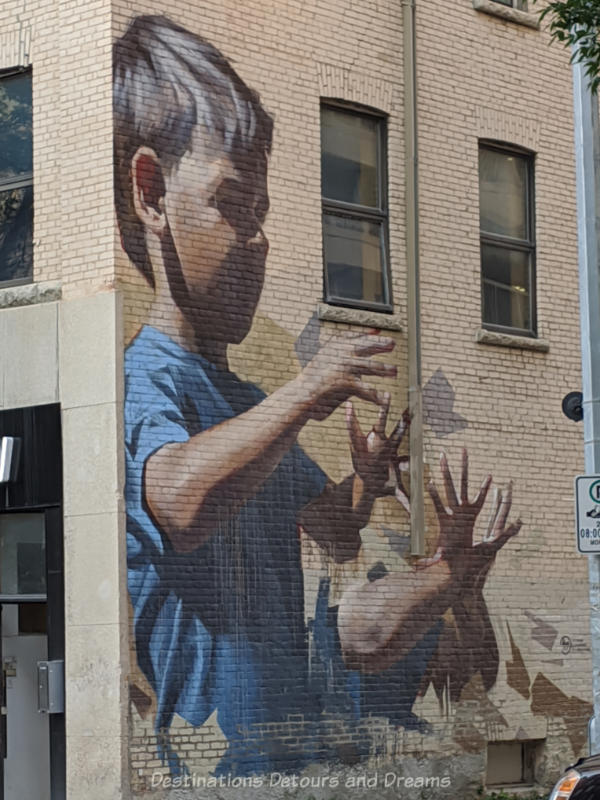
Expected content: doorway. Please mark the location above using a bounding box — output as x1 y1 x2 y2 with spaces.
0 509 64 800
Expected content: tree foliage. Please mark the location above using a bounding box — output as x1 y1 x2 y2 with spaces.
536 0 600 92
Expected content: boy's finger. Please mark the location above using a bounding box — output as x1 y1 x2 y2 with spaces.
352 336 395 357
345 401 364 445
351 357 398 378
348 328 380 339
352 381 388 407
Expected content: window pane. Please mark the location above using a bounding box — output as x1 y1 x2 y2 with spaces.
0 184 33 281
479 148 528 240
0 514 46 596
0 72 32 182
324 214 386 304
482 243 531 330
321 108 379 207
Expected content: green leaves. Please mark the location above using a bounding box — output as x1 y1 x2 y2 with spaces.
534 0 600 92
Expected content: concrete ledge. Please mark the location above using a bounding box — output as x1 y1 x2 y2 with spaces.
472 0 540 29
0 280 62 308
476 328 549 352
317 302 402 331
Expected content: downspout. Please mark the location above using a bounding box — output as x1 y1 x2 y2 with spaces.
403 0 425 555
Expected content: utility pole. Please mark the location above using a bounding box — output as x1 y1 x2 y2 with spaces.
572 53 600 755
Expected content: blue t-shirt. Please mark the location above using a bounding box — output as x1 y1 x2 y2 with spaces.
125 326 328 771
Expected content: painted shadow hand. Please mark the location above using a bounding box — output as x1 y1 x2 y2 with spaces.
345 396 410 503
423 448 522 587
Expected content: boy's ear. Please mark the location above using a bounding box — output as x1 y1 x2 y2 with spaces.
131 147 167 235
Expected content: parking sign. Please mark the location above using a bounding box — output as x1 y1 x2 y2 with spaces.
575 475 600 553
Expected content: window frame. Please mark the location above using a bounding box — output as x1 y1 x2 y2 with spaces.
0 66 33 288
491 0 528 9
321 101 393 313
479 140 537 337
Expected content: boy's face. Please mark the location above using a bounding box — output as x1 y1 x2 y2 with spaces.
163 131 269 344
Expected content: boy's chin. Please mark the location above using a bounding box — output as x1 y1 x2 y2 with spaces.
227 317 253 344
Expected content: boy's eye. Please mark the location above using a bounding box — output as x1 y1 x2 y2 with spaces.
215 179 260 235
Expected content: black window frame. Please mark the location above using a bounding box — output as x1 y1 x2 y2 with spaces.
479 140 536 337
0 66 33 288
321 101 393 313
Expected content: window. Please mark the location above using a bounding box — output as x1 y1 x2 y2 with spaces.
321 104 391 311
0 70 33 284
492 0 528 9
479 142 535 335
486 740 542 786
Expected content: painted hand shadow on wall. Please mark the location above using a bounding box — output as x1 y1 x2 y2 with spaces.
115 14 521 777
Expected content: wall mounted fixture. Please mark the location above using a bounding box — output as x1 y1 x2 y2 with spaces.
0 437 21 484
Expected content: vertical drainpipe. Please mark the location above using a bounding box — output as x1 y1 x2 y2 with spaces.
403 0 425 555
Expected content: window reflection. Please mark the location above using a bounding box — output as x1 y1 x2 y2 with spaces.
0 71 33 284
0 514 46 596
479 143 535 334
321 105 390 310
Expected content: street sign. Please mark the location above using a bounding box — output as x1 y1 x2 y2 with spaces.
575 475 600 553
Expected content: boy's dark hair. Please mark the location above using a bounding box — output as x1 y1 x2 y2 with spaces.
113 15 273 287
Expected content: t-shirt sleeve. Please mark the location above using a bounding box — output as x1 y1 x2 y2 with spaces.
125 364 191 559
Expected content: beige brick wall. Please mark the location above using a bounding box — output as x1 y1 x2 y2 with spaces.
417 0 590 764
0 0 114 297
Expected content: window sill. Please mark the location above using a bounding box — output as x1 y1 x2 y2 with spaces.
472 0 540 29
475 328 549 352
0 281 62 309
317 302 402 331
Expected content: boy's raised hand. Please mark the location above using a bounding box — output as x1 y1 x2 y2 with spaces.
299 330 397 421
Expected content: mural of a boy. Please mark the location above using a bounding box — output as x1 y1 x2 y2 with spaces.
114 14 521 777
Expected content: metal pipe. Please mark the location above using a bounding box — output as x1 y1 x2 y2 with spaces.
403 0 425 555
572 54 600 754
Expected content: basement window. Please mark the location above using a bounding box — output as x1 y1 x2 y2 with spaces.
486 740 543 787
